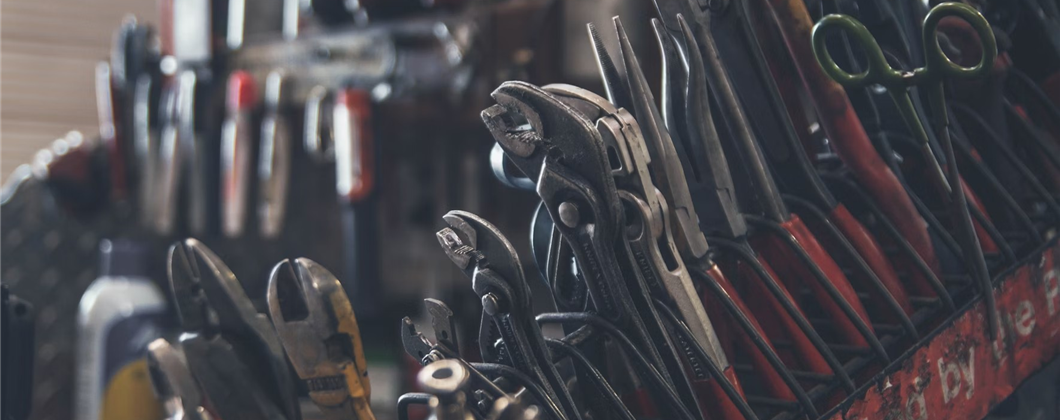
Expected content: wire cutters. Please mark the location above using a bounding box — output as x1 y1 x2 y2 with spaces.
167 239 296 420
167 239 301 420
268 257 376 420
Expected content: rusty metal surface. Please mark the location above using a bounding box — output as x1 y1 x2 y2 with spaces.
821 240 1060 420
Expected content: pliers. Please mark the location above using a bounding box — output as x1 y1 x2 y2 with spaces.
400 301 550 420
644 4 886 361
701 0 922 323
482 82 704 420
539 82 742 412
167 239 301 420
436 210 580 420
267 257 375 420
166 239 298 420
754 0 944 280
590 11 837 406
146 338 213 420
481 82 669 374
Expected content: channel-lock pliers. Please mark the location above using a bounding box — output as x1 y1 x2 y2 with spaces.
539 83 746 417
267 257 376 420
482 82 708 420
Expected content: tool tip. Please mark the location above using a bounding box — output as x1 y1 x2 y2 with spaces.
226 70 258 111
268 259 310 322
335 88 372 114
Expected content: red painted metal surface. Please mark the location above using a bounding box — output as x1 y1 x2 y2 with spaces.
701 265 796 401
829 204 914 317
732 258 833 376
759 0 942 282
822 241 1060 420
753 215 873 347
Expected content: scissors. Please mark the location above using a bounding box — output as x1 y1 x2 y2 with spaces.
812 2 1000 338
758 0 944 283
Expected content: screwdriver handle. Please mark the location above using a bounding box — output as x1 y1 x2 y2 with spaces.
333 89 375 203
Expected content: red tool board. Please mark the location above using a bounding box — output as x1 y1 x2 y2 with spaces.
822 241 1060 420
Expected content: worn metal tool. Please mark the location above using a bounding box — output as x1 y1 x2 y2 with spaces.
706 0 920 322
401 303 543 420
221 71 258 238
401 299 461 365
483 81 704 420
258 70 291 238
541 82 742 410
648 6 881 356
167 239 301 420
436 210 579 420
593 11 847 406
812 2 1001 338
268 257 375 420
418 360 474 420
758 0 943 278
146 339 213 420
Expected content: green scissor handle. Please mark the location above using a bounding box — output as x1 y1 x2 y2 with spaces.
811 2 996 90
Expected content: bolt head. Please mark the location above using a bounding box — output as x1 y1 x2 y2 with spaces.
481 293 501 315
558 202 580 228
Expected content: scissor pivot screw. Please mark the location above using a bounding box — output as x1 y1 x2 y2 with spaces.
558 202 580 228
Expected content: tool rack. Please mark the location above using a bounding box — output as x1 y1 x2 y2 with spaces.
707 191 1060 420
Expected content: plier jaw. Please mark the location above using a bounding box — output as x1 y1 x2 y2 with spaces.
400 299 462 365
267 257 374 420
167 241 219 335
166 239 302 420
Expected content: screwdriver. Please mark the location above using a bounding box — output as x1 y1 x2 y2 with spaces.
221 71 258 238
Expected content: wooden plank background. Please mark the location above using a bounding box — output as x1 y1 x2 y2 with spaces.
1 0 157 181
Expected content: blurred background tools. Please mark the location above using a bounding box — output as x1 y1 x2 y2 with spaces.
4 0 1060 420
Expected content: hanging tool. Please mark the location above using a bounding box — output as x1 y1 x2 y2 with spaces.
304 86 334 162
812 2 1000 338
258 71 291 238
111 19 161 203
268 257 375 420
333 88 379 315
96 62 127 200
221 71 258 238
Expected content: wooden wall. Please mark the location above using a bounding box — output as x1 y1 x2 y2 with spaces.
1 0 157 181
